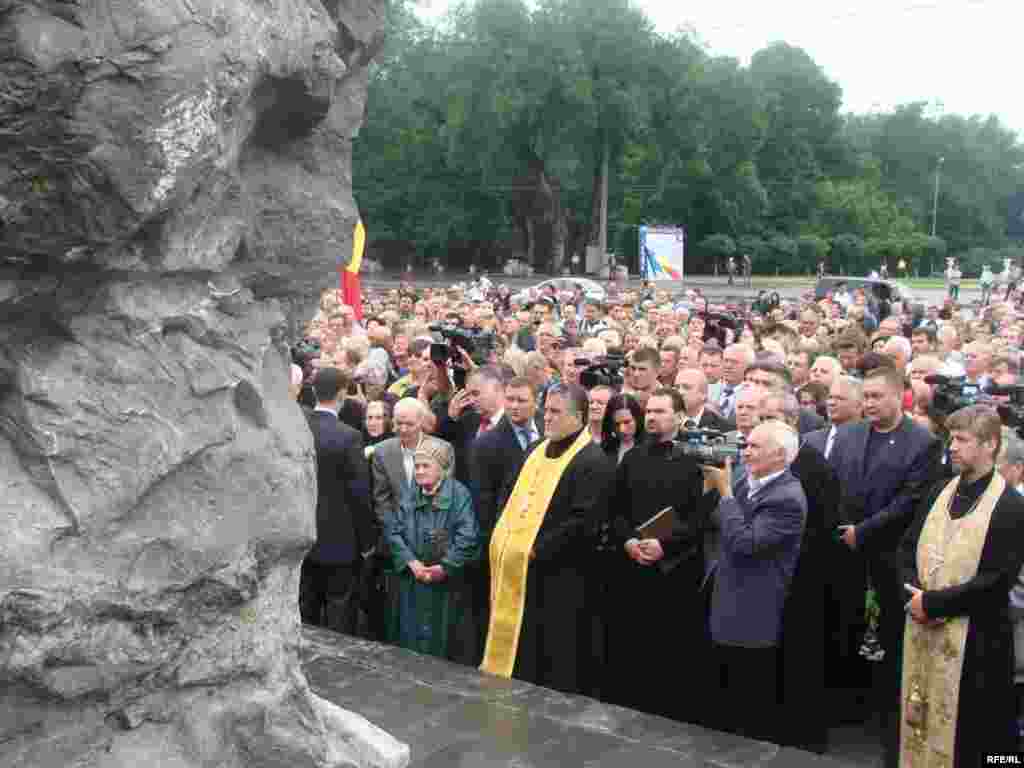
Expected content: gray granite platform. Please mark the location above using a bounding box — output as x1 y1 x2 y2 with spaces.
301 627 875 768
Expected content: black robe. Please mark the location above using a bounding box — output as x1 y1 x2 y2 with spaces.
778 441 840 753
505 430 615 696
900 472 1024 766
604 437 712 724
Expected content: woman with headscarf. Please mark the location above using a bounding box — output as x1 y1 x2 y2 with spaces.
386 437 480 660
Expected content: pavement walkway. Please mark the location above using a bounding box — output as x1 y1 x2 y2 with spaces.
301 627 883 768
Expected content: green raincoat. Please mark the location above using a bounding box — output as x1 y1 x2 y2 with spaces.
386 477 480 659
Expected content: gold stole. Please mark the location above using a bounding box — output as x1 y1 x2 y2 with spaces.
900 472 1005 768
479 430 593 678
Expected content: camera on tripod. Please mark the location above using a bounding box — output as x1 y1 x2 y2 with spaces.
670 427 747 467
578 355 626 390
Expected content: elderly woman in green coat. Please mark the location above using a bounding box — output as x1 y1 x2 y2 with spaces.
386 437 480 660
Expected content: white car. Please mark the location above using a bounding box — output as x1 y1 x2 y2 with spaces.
511 277 607 306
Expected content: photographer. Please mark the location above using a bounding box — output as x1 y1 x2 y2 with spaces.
604 388 713 725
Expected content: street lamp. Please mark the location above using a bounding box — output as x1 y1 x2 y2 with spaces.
931 156 945 238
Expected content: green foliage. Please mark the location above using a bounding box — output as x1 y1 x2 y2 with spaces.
797 234 829 268
830 234 866 275
354 0 1024 273
699 234 736 258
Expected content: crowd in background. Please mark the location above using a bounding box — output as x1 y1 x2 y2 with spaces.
290 275 1024 767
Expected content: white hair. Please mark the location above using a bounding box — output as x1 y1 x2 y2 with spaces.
756 420 799 465
394 397 428 421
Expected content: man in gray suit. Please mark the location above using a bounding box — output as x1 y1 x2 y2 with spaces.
367 398 454 638
371 398 454 537
701 420 807 744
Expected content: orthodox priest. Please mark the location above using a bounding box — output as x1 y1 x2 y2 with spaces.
480 383 614 695
604 388 710 723
900 405 1024 767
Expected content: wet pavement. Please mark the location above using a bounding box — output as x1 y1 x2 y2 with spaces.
301 627 883 768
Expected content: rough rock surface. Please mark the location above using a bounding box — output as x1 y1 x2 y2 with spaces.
0 0 406 766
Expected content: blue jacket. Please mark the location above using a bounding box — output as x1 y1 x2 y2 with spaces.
710 469 807 648
829 416 941 553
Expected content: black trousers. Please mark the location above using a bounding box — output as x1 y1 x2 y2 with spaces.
299 556 360 635
866 551 905 768
713 643 779 743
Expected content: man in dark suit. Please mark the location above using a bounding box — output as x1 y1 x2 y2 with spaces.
804 375 864 461
832 365 942 768
745 358 824 434
437 365 505 486
300 367 375 635
804 373 866 707
760 389 839 753
675 368 732 432
701 420 807 744
468 377 540 663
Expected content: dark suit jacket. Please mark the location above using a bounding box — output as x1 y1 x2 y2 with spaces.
803 426 829 459
830 416 942 552
470 415 533 538
306 410 374 564
710 469 807 647
437 409 483 487
797 408 826 436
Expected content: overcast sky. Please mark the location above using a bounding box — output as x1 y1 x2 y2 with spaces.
415 0 1022 138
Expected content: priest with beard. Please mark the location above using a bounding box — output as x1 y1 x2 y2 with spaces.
899 405 1024 767
480 383 614 696
605 387 711 724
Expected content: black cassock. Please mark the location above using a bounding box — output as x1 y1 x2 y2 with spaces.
778 441 839 753
605 439 711 724
504 431 615 696
900 472 1024 767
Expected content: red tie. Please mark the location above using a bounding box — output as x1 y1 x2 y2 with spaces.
479 417 493 435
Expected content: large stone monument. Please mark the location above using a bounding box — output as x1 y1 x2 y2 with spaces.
0 1 406 766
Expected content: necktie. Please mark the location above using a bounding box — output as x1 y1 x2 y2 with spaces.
720 387 737 417
516 427 529 450
478 416 494 436
824 426 836 460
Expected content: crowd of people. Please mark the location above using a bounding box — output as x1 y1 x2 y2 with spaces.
291 275 1024 767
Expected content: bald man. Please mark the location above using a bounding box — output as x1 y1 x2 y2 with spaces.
676 368 732 432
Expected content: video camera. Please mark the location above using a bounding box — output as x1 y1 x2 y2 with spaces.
987 383 1024 436
670 428 747 467
924 375 987 416
696 297 741 349
429 322 497 389
578 354 626 390
701 312 740 349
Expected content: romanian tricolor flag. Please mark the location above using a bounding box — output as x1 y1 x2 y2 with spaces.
340 219 365 320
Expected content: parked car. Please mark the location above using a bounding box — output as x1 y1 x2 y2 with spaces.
511 277 607 306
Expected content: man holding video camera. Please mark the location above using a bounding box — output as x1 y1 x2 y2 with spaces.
604 388 712 725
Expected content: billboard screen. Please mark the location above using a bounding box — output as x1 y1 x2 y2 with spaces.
639 225 684 281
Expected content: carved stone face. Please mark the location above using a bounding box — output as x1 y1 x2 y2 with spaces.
0 0 401 765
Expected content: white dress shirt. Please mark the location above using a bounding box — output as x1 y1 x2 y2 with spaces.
747 469 785 499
